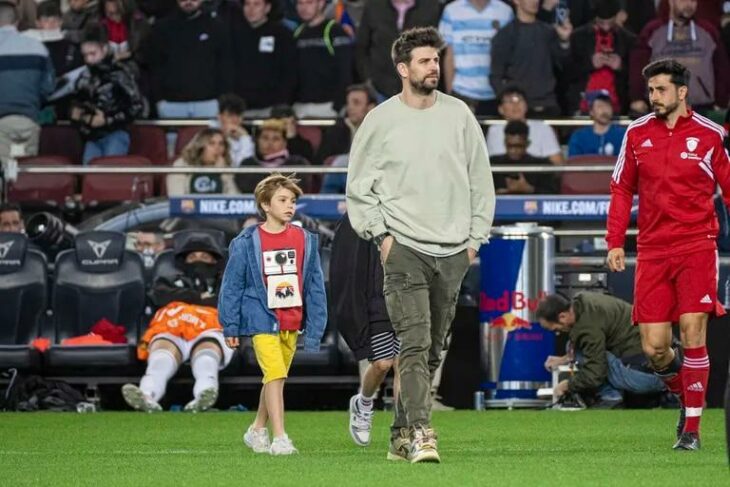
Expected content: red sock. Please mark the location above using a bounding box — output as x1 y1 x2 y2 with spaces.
662 373 684 403
681 346 710 435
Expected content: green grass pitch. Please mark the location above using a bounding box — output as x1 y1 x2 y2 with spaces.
1 410 727 486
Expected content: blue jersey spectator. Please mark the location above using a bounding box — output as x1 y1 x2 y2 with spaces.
439 0 513 115
568 93 626 158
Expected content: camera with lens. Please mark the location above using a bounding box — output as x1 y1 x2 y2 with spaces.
263 249 297 275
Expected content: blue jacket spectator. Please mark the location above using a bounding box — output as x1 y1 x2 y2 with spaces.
0 1 55 159
567 93 626 157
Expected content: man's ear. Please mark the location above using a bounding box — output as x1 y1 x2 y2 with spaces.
396 62 409 79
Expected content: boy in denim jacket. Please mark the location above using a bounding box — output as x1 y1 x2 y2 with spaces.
219 173 327 455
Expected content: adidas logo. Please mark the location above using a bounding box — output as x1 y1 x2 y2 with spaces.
700 294 712 304
641 139 653 148
687 382 704 392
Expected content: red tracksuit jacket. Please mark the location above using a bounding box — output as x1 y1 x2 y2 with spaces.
607 110 730 259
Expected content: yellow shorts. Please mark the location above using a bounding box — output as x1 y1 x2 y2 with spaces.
252 331 299 384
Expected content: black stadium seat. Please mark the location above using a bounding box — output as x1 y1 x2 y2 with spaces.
45 231 146 371
0 233 47 370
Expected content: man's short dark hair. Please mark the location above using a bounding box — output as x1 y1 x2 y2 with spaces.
536 294 571 323
81 22 109 45
346 83 377 105
642 59 690 88
0 1 18 25
218 93 246 116
591 93 613 108
504 120 529 138
498 86 527 105
391 27 444 67
37 0 62 18
0 202 22 217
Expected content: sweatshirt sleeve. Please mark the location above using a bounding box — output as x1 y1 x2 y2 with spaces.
709 125 730 206
345 115 387 240
489 26 511 100
218 238 247 337
606 128 637 250
464 111 495 250
629 23 655 102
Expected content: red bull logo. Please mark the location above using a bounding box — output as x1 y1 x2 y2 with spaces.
490 312 532 332
480 291 547 313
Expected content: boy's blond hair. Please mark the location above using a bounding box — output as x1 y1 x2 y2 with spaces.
254 173 303 218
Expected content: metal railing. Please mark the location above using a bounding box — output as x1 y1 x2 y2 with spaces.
16 164 616 175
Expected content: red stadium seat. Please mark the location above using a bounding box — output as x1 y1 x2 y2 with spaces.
297 125 322 154
39 126 83 163
129 125 168 164
174 126 206 158
7 156 76 206
561 155 616 195
81 155 154 204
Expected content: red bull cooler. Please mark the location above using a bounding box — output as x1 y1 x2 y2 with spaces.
479 223 555 405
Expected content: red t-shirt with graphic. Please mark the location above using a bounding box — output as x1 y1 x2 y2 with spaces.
259 224 305 331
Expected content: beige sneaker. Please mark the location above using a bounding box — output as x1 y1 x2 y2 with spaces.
386 427 410 461
409 426 440 464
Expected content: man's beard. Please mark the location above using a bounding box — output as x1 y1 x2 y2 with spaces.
409 76 438 96
652 100 680 119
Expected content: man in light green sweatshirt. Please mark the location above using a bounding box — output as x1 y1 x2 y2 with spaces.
346 26 495 464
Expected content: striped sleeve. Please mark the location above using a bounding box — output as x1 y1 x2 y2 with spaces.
694 113 730 205
606 116 647 250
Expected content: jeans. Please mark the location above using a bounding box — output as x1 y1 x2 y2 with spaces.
82 130 130 164
590 352 666 401
156 99 219 119
383 240 470 429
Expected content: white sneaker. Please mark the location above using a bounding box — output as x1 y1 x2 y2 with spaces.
243 425 271 453
270 435 298 455
348 394 373 446
122 384 162 412
184 387 218 413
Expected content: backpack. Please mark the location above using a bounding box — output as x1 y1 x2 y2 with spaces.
1 371 85 412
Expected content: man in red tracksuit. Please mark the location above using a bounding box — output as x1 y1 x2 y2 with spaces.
606 59 730 451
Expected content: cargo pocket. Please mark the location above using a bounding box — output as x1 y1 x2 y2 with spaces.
383 272 424 330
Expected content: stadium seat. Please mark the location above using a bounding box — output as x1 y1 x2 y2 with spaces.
7 156 76 206
39 125 83 163
45 231 146 370
174 126 206 157
297 125 322 154
561 155 616 194
81 155 154 205
0 233 47 370
129 125 168 165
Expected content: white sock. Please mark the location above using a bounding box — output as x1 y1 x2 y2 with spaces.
191 349 220 400
359 392 375 410
139 349 178 402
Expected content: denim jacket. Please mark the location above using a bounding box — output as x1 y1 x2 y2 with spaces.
218 224 327 351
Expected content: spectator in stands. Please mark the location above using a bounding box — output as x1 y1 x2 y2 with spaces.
271 104 314 162
23 1 83 75
0 1 54 160
167 128 238 195
537 0 595 29
356 0 440 100
316 83 376 165
629 0 730 115
490 0 572 117
566 0 635 115
657 0 725 30
439 0 513 116
98 0 150 63
123 234 231 412
233 0 296 118
0 202 25 233
70 24 144 164
486 87 564 165
210 94 254 167
133 231 165 268
62 0 97 45
567 92 626 157
537 292 667 408
319 154 348 194
235 119 313 193
142 0 232 119
491 121 559 195
293 0 353 118
11 0 37 32
326 0 362 35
